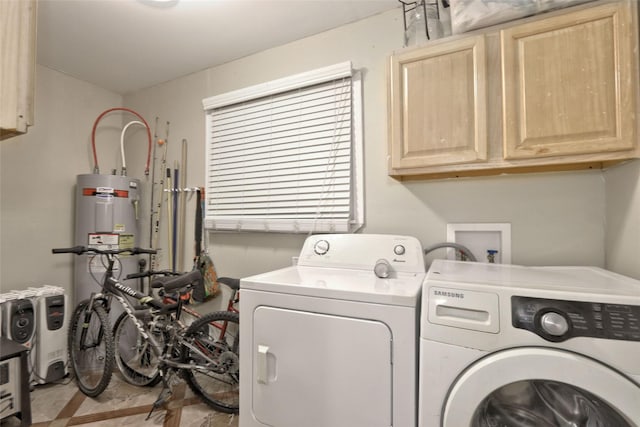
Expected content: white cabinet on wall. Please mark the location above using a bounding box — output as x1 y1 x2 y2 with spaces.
1 0 37 140
388 0 640 180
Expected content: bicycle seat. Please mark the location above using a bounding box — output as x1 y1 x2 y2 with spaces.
152 270 203 293
217 277 240 291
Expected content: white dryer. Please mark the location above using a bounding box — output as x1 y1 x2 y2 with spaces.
419 259 640 426
240 234 426 427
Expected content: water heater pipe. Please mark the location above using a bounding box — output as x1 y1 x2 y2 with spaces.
120 120 146 176
91 107 152 175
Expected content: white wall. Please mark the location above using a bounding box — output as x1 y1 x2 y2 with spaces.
0 65 122 294
124 8 608 288
3 9 635 298
605 159 640 279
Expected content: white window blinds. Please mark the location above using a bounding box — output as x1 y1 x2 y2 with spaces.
202 62 363 233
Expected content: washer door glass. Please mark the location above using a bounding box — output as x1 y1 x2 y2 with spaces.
472 380 631 427
443 348 640 426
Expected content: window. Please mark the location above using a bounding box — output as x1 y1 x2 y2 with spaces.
202 62 364 233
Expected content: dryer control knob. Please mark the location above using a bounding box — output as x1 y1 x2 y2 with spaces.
540 312 569 337
314 239 330 255
374 259 392 278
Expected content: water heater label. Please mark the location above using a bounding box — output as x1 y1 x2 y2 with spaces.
119 234 134 249
86 257 119 274
88 233 119 247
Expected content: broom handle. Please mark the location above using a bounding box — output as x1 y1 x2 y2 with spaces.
195 188 202 258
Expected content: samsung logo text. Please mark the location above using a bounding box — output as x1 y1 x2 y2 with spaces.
434 290 465 299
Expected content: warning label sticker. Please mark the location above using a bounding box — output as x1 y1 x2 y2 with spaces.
86 233 119 273
119 234 135 250
88 233 119 249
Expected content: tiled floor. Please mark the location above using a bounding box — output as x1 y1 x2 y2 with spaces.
1 372 239 427
1 292 237 426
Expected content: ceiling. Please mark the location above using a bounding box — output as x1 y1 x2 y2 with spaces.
37 0 400 94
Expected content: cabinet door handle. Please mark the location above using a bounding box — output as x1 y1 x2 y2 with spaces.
257 345 269 384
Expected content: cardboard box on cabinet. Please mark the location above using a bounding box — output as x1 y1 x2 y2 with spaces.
449 0 594 34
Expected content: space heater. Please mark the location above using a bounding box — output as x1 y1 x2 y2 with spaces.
1 298 35 349
1 286 69 385
33 287 68 384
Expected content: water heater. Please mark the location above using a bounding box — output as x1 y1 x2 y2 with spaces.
74 174 141 304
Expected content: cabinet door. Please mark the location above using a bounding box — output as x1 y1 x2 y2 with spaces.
501 1 636 160
251 307 392 427
389 35 488 171
0 0 37 140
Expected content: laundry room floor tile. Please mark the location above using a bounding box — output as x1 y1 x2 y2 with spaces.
0 372 238 427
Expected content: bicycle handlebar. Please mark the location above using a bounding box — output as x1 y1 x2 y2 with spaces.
52 246 157 256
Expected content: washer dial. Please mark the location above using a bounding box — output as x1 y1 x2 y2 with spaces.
539 311 569 337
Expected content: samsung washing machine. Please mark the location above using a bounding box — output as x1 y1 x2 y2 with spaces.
240 234 426 427
419 259 640 426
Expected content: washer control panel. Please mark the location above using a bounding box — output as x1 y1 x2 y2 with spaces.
512 296 640 342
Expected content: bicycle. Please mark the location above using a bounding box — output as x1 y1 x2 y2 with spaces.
52 246 240 415
117 270 240 388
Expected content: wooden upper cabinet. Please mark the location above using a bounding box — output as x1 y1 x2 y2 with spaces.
1 0 37 140
388 0 639 180
388 35 487 172
501 1 636 159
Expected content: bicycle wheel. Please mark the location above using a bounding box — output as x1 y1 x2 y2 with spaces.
182 311 240 414
68 299 114 397
113 311 163 387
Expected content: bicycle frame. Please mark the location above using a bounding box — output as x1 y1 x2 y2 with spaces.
109 280 229 372
162 282 239 338
85 253 165 358
90 259 239 373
